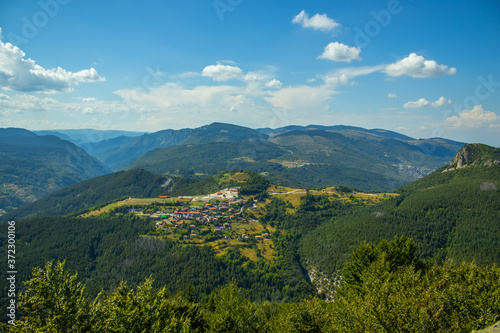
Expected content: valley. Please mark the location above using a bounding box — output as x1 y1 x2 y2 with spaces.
78 171 397 264
0 130 498 332
0 123 466 214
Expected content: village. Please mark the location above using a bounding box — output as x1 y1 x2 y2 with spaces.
123 187 275 261
82 181 391 263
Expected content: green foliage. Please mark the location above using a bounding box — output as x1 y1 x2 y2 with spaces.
340 236 426 293
270 298 333 333
4 240 499 332
10 260 90 332
331 258 500 332
205 284 268 332
238 171 270 195
92 279 205 332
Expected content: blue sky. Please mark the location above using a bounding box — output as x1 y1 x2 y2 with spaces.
0 0 499 146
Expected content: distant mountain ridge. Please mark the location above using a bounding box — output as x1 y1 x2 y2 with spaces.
79 123 268 171
257 124 416 141
122 122 465 191
35 129 147 147
12 123 467 194
0 128 111 211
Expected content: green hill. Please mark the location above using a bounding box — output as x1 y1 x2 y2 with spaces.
126 141 287 176
0 128 110 212
0 169 196 221
65 122 464 191
126 124 464 191
299 144 500 275
90 123 267 171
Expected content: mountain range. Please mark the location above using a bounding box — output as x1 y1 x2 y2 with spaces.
0 123 467 212
0 128 110 212
88 122 465 191
86 123 464 175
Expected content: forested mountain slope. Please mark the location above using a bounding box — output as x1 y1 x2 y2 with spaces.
0 169 195 221
89 123 266 171
0 128 110 212
300 144 500 274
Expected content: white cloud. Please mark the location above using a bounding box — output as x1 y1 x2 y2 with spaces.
430 96 452 107
114 79 338 128
78 97 97 102
384 53 456 78
404 98 430 109
404 96 452 109
323 73 351 86
318 42 361 62
489 124 500 131
445 105 498 128
321 65 385 86
201 63 244 81
292 10 341 33
265 79 283 89
244 71 271 82
387 93 398 99
201 63 275 84
0 93 57 112
264 85 335 113
81 107 98 115
114 82 251 113
0 31 104 93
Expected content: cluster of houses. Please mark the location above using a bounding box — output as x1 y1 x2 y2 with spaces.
131 197 247 224
124 187 273 243
237 232 270 242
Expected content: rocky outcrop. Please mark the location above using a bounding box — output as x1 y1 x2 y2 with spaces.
306 263 341 302
442 143 500 173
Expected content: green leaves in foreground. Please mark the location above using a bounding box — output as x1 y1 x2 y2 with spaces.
3 238 500 332
8 260 90 333
329 261 500 332
327 237 500 333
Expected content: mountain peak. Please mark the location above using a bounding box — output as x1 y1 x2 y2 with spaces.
443 143 500 172
0 128 38 138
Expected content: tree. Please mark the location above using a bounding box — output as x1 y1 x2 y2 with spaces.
205 284 268 332
270 298 333 333
92 278 205 332
340 236 425 294
11 260 91 332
